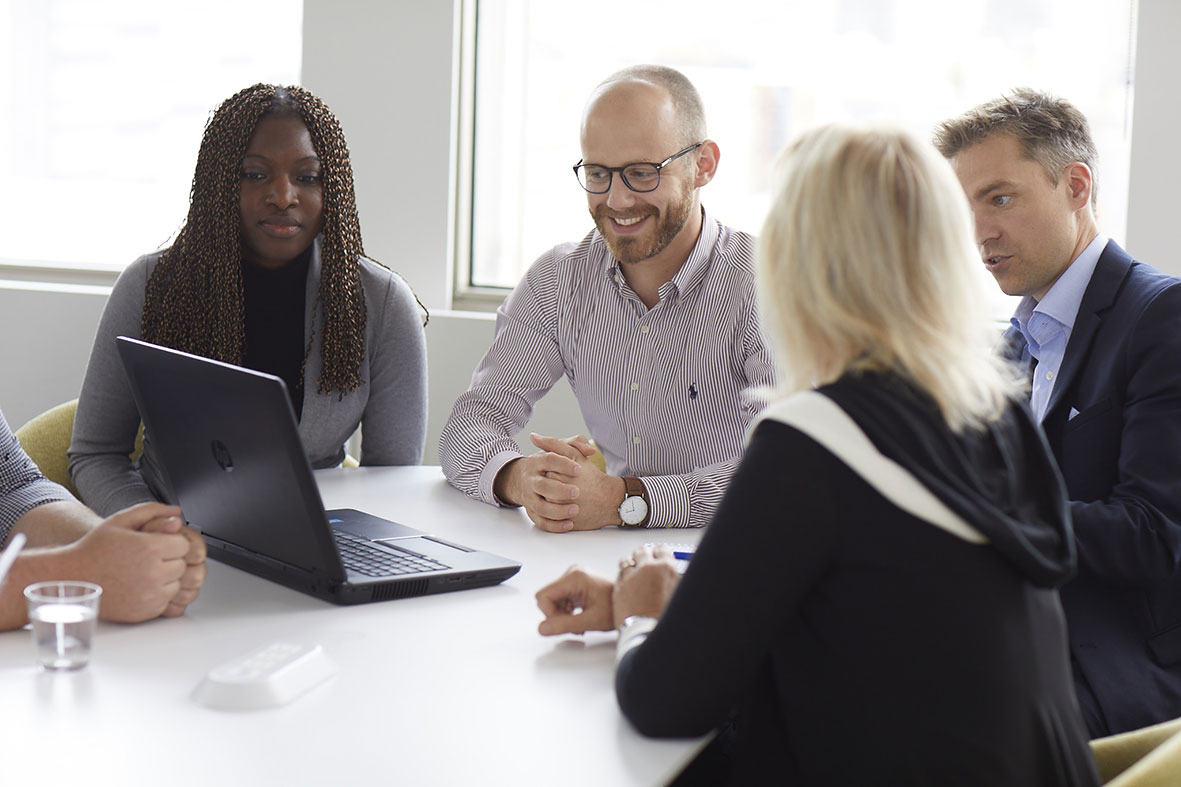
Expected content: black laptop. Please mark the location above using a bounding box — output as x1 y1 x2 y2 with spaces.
115 336 520 605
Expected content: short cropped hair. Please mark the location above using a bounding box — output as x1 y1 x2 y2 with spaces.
758 124 1020 432
933 88 1098 208
599 64 707 147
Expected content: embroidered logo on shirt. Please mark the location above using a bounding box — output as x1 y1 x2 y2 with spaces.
689 384 698 400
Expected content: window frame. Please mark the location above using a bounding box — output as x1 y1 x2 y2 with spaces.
451 0 1140 316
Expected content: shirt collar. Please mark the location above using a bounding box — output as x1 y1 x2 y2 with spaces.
1012 233 1107 333
666 205 718 300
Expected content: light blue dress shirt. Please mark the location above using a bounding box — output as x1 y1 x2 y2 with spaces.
1012 234 1107 422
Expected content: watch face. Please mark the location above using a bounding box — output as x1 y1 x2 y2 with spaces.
619 495 648 526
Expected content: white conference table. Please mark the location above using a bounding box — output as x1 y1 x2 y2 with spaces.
3 467 706 787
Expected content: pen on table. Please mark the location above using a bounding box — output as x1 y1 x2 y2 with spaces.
0 532 28 592
673 551 693 562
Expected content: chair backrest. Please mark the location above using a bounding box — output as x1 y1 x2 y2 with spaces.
15 400 144 500
15 399 80 496
1091 716 1181 785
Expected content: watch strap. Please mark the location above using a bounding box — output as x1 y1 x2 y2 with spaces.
621 476 650 527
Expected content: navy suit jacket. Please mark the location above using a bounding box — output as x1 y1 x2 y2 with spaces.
1004 240 1181 735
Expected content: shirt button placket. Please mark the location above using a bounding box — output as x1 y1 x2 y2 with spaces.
627 321 651 465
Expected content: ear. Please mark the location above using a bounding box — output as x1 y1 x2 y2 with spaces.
693 140 720 188
1063 161 1093 211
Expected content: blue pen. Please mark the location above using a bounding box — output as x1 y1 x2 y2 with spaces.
646 542 695 563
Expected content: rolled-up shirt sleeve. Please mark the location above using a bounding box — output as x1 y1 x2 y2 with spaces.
0 409 73 543
439 250 567 505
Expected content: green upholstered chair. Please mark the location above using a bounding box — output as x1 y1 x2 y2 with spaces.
15 399 144 498
1091 716 1181 785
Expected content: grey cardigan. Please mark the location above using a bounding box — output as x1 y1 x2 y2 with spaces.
68 239 428 516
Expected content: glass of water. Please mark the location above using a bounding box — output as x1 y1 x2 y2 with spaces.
23 581 102 670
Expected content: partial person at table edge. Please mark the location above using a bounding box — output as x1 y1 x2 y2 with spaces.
69 83 429 517
439 64 775 533
536 124 1098 785
0 407 204 631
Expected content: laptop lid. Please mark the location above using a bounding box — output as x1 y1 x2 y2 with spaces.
117 336 347 579
114 336 520 604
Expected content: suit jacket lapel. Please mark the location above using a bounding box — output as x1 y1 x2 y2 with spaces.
1044 240 1133 422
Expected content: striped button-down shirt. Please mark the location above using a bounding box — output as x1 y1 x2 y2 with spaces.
0 408 72 542
440 208 776 528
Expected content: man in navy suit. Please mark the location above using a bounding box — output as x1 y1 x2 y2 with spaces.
936 89 1181 737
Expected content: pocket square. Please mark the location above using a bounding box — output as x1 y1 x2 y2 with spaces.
1068 407 1080 421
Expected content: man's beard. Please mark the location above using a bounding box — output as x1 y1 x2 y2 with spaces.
592 181 694 265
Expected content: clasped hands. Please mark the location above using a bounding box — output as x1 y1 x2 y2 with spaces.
535 544 681 636
75 502 207 622
495 433 625 532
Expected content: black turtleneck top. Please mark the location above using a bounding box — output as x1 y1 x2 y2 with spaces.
240 244 312 419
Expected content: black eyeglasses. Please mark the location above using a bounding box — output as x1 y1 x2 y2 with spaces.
573 142 704 194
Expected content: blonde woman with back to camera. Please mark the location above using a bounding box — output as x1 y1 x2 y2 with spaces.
535 124 1100 785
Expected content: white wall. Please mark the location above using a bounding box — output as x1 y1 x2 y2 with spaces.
300 0 457 312
0 284 107 428
423 312 583 465
1126 0 1181 274
1 0 1177 454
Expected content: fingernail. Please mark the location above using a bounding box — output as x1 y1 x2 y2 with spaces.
569 505 579 516
561 522 574 532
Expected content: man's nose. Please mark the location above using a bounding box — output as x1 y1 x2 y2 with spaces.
604 174 636 210
973 211 999 247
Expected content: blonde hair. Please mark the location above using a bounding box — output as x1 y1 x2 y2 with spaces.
757 124 1020 432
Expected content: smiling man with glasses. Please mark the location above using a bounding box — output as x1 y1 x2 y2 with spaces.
441 65 775 533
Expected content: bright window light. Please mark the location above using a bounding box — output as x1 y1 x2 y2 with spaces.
0 0 301 270
467 0 1137 319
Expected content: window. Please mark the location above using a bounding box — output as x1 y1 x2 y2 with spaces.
0 0 301 273
463 0 1137 312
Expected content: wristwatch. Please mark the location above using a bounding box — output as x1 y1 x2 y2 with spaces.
618 476 650 527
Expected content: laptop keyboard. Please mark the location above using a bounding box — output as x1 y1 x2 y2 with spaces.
333 530 451 577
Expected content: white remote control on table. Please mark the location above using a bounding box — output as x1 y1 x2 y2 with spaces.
193 642 337 710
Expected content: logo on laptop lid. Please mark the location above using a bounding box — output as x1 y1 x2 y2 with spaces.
211 440 234 472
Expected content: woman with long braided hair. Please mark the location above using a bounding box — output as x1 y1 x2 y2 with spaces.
69 84 428 515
